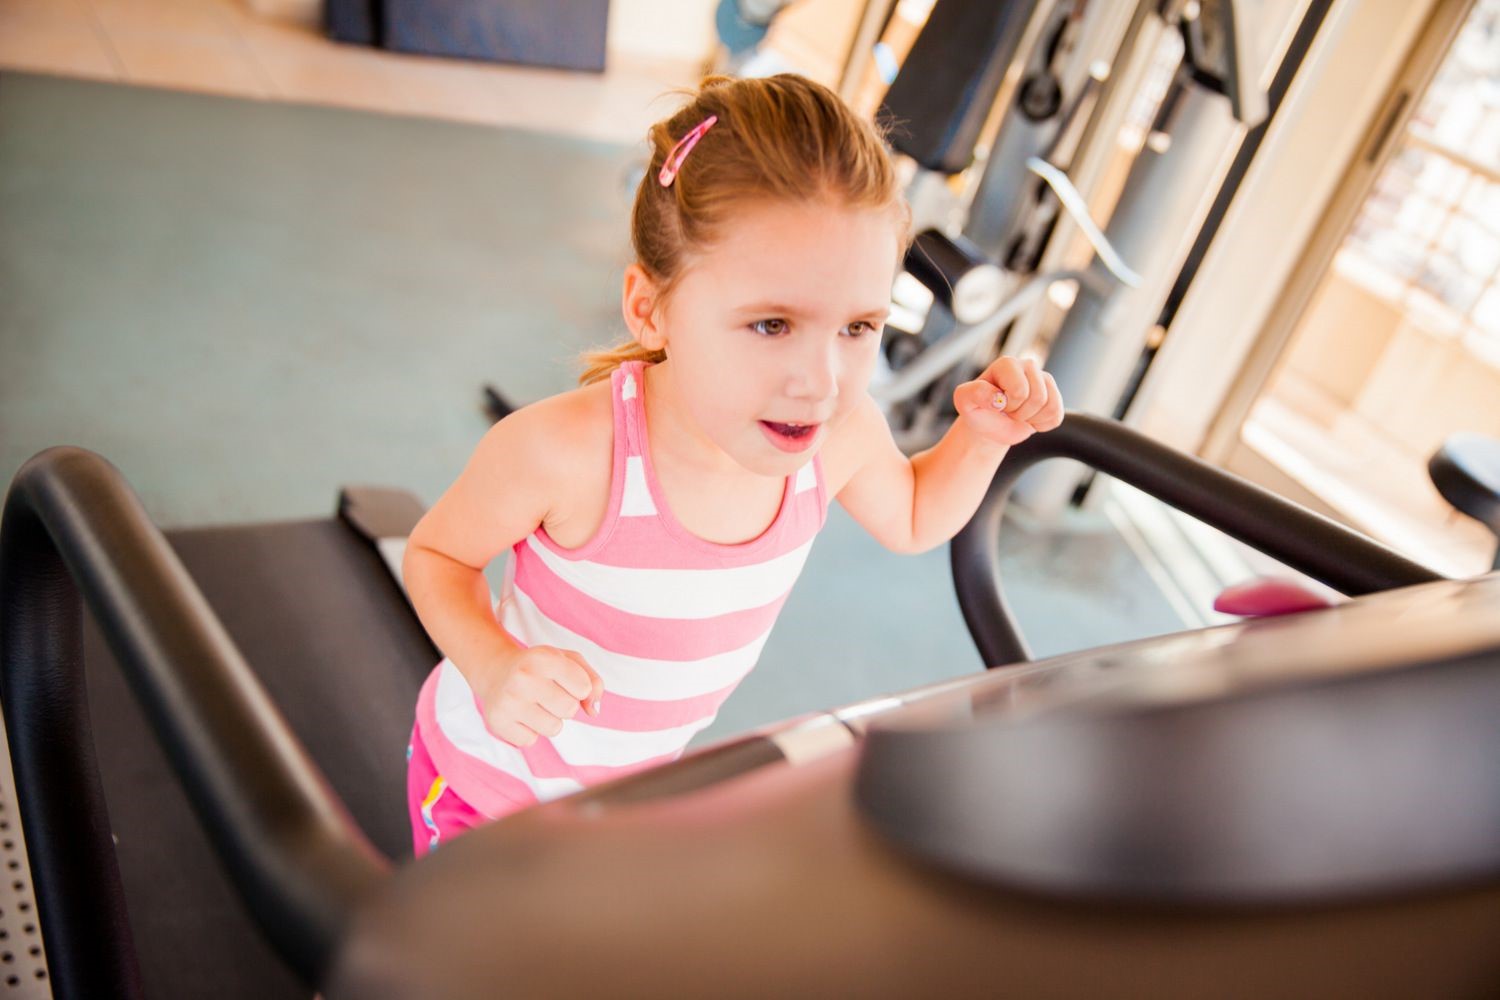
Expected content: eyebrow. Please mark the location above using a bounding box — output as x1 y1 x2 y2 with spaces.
734 302 891 321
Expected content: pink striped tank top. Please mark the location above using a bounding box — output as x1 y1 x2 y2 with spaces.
414 361 830 817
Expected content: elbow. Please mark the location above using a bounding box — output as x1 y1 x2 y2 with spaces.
886 510 949 555
884 534 943 556
401 538 446 603
401 537 427 580
401 543 428 606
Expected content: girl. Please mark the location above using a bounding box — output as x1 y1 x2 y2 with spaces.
403 73 1063 856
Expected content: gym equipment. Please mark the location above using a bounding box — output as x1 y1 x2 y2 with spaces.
951 414 1439 667
1029 0 1276 508
331 570 1500 996
324 0 609 73
1429 433 1500 572
8 414 1496 998
871 0 1145 452
869 0 1306 486
1 457 435 998
714 0 801 77
481 383 515 423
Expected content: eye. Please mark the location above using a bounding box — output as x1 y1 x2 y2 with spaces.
750 318 789 337
842 321 879 338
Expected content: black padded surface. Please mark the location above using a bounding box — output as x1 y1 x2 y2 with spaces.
81 517 436 999
324 0 379 45
383 0 608 72
881 0 1033 174
1430 433 1500 534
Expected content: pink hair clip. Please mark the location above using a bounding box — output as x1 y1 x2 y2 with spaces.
658 114 717 187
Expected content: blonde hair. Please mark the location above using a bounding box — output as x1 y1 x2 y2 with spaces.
579 73 908 386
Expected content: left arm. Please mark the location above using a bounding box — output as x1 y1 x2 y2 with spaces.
834 357 1062 554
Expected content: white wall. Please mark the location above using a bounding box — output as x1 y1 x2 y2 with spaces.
607 0 720 65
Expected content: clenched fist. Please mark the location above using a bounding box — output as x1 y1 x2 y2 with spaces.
952 356 1064 446
475 645 604 748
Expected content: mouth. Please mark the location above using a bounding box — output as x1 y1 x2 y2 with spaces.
759 420 821 453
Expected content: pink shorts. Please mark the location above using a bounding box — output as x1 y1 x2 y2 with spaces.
405 725 486 857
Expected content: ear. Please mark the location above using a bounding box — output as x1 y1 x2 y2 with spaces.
621 264 667 352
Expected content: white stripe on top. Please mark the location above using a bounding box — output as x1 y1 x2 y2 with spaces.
550 713 713 767
499 588 769 700
624 458 812 518
620 456 656 517
436 660 710 770
794 461 817 494
434 662 585 799
522 534 814 620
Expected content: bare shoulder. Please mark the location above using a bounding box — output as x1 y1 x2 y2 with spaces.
465 380 610 503
409 379 614 566
820 392 895 496
483 379 615 546
489 379 611 471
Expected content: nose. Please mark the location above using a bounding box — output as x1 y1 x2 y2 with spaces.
785 337 839 406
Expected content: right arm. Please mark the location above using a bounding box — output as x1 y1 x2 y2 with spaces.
404 400 603 745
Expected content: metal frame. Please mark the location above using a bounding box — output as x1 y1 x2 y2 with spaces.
952 412 1442 667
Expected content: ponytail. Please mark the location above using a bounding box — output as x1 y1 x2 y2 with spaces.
578 341 667 386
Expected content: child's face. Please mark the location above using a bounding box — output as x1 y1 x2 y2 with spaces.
642 198 901 477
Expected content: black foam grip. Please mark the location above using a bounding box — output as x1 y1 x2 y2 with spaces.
0 474 144 999
1429 434 1500 536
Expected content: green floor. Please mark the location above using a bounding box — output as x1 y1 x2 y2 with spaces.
0 72 1188 743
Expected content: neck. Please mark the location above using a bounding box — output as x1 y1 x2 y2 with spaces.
640 360 746 479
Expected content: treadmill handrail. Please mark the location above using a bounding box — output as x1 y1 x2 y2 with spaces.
0 447 388 994
952 413 1445 667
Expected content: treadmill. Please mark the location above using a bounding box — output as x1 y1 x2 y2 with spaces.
3 414 1498 998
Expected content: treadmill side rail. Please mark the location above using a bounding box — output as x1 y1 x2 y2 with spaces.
1 447 388 991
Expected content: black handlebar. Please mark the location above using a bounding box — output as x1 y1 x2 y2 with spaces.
0 448 386 995
952 413 1444 667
